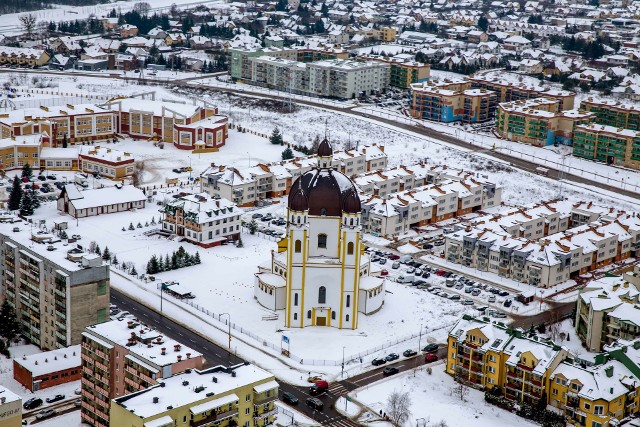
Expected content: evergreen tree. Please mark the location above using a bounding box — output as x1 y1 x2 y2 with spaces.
195 252 201 264
95 245 101 256
0 300 21 346
19 190 34 216
62 133 68 148
112 254 119 265
477 16 488 32
248 219 258 235
130 265 138 276
8 176 22 211
21 163 33 179
128 222 135 230
171 252 178 270
281 147 294 160
270 127 284 145
164 254 171 270
30 190 40 209
102 246 111 261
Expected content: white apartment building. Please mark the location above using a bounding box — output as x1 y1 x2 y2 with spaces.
161 193 243 248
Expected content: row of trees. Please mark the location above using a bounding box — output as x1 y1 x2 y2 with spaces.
8 164 41 216
146 246 201 274
0 301 21 353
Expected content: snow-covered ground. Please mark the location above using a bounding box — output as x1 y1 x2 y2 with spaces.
0 342 80 404
353 363 538 427
34 411 85 427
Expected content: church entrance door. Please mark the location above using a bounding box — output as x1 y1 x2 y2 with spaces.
316 316 327 326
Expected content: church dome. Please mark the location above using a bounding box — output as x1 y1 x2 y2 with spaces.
288 168 360 216
317 138 333 157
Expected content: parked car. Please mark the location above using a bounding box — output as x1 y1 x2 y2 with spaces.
378 258 387 265
449 294 461 301
74 399 81 407
46 394 65 404
425 353 438 363
252 213 263 219
383 366 400 376
504 299 513 308
406 267 415 274
423 244 433 250
47 174 57 180
307 375 323 383
423 343 439 353
471 289 481 297
172 168 182 173
422 271 431 278
499 291 510 297
23 398 43 410
488 295 496 303
391 261 400 269
309 380 329 396
281 392 299 405
386 353 399 362
435 270 446 276
380 269 389 276
35 409 56 420
372 358 387 366
462 299 474 305
413 280 427 286
306 397 324 411
403 349 417 357
465 286 474 293
388 254 399 260
494 312 507 319
37 175 47 181
455 283 464 290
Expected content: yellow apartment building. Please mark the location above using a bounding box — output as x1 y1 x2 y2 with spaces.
110 363 278 427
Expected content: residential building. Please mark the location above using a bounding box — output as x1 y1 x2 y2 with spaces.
57 184 147 218
161 193 243 247
580 98 640 130
80 320 204 427
230 47 298 80
13 345 81 391
173 115 229 151
0 386 21 427
78 146 135 179
572 123 640 170
468 73 576 110
356 54 430 88
409 80 497 123
446 315 569 406
0 47 50 67
0 134 44 170
110 363 278 427
0 222 110 350
200 144 387 206
496 98 594 146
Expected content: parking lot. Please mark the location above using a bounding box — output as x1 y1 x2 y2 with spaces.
365 247 524 319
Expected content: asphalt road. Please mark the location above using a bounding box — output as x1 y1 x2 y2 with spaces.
111 288 444 426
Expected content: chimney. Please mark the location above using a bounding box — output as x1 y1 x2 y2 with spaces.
187 353 191 359
177 355 182 361
153 397 159 404
174 344 181 352
161 348 166 355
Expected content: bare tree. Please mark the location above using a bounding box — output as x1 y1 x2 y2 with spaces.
133 2 151 15
451 381 469 402
132 160 145 187
386 390 412 427
19 14 37 39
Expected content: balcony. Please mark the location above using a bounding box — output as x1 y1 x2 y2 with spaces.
253 409 277 421
191 410 239 427
95 384 109 396
81 377 95 390
254 395 277 406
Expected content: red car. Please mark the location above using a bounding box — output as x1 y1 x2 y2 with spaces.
435 269 447 276
380 269 389 276
388 254 400 260
425 353 438 363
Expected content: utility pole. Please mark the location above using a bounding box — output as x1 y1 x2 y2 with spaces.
220 312 232 363
341 346 346 377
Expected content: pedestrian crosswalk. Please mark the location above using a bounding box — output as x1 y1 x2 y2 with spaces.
323 416 360 427
328 383 348 396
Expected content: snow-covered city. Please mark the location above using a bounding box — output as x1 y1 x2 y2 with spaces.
1 1 640 427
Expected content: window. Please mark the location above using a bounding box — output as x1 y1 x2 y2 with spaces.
97 308 107 323
594 406 604 415
584 402 591 410
346 314 350 322
307 310 311 319
97 282 106 296
591 422 602 427
318 234 327 249
294 313 297 320
245 408 250 415
331 311 336 320
347 242 354 255
346 295 351 308
246 394 251 402
295 240 302 253
318 286 326 304
320 208 327 216
294 293 298 306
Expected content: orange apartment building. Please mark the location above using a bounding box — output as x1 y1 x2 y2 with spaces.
78 145 135 179
13 345 81 391
80 320 204 427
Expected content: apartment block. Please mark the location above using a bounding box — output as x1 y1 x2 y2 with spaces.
110 363 278 427
445 213 640 288
0 222 110 351
200 144 387 206
446 316 568 406
361 177 501 237
573 123 640 170
580 98 640 130
356 53 430 88
409 80 497 123
80 320 204 427
161 193 243 247
468 73 576 110
496 98 594 146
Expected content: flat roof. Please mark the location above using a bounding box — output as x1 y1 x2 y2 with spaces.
14 345 81 377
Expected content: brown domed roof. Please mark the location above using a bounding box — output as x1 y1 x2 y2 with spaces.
289 167 360 216
288 181 308 212
317 138 333 157
342 188 361 214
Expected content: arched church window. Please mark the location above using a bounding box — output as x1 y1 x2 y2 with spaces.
294 293 298 306
307 310 311 319
294 313 297 320
350 218 354 226
346 314 350 322
332 311 336 320
320 208 327 216
318 234 327 249
318 286 326 304
347 242 354 255
346 295 351 308
295 240 302 253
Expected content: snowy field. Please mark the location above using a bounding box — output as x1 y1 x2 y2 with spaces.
353 364 538 427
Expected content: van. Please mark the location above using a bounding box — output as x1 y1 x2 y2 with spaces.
397 275 415 284
399 255 412 264
309 380 329 395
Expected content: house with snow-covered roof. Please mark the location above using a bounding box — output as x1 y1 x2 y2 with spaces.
58 184 146 218
13 345 81 391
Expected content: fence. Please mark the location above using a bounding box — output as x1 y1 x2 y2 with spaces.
176 293 445 367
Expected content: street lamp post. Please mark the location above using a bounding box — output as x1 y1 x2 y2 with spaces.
220 312 232 362
341 346 346 378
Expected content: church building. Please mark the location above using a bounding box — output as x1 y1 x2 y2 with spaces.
254 139 385 329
